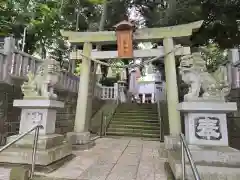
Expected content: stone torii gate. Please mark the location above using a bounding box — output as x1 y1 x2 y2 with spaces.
61 20 203 146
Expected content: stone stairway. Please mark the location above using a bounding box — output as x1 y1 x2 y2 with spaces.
106 103 160 139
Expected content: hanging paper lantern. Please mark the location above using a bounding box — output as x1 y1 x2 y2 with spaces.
96 64 102 75
107 66 113 77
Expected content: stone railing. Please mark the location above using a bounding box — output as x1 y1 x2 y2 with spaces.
0 37 79 92
101 86 115 100
9 50 42 81
56 70 79 93
94 83 120 100
94 82 165 103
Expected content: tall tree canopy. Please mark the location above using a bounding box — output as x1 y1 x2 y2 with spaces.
0 0 239 55
133 0 240 49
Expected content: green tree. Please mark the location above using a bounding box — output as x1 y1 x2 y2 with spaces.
198 44 228 72
136 0 240 49
0 0 103 54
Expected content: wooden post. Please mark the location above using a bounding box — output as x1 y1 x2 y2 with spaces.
163 37 181 136
74 42 92 132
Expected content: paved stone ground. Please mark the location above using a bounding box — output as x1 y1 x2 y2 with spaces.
36 137 169 180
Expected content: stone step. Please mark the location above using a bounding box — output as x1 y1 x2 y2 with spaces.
0 143 71 165
186 145 240 165
111 118 159 123
168 150 240 180
117 105 157 110
106 131 160 138
118 103 157 106
115 111 158 115
113 114 158 119
117 104 157 107
107 127 160 134
109 124 160 130
110 120 160 126
116 109 157 113
34 176 71 180
114 111 158 115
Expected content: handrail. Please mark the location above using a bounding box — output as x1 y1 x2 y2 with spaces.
0 124 43 179
180 133 201 180
99 111 110 137
157 100 164 142
100 100 119 137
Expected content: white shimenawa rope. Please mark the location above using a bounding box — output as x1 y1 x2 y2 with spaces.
77 45 183 69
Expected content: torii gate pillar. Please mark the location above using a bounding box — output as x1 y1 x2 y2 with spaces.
163 37 181 136
67 42 93 148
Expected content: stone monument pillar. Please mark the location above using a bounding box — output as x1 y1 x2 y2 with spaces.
0 58 71 166
168 52 240 180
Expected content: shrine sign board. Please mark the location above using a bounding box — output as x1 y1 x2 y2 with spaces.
114 20 134 58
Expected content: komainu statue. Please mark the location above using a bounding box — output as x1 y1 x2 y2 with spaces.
22 58 60 100
179 52 230 102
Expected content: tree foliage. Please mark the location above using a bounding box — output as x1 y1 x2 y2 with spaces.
198 44 228 72
0 0 239 65
134 0 240 49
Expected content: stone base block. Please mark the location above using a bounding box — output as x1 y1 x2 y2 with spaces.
164 136 180 150
178 102 237 146
67 132 90 145
185 145 240 165
0 143 71 166
7 134 64 150
0 134 71 166
72 140 95 150
168 150 240 180
14 99 64 135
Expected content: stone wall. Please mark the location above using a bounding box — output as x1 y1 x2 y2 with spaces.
55 91 77 134
89 100 118 134
0 84 22 145
55 92 105 134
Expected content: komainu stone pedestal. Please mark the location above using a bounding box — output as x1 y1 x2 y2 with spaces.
167 101 240 180
0 100 71 166
178 102 237 146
